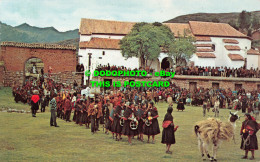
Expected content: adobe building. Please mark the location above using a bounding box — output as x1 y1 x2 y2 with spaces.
0 42 82 87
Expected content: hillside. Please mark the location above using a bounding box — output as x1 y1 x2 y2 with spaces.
56 38 79 49
0 22 79 43
164 11 260 23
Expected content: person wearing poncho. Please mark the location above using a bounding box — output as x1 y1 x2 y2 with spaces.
31 90 40 117
240 113 259 160
161 107 178 154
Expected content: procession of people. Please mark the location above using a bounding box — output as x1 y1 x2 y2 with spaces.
11 74 259 157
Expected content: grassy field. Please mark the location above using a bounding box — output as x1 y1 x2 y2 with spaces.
0 87 259 162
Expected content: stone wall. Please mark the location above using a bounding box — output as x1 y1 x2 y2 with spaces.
172 75 260 92
1 46 76 73
50 72 83 86
2 71 83 87
3 71 24 86
0 43 78 87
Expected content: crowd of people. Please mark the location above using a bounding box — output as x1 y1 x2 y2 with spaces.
95 63 155 74
12 77 259 156
91 63 260 79
172 66 260 78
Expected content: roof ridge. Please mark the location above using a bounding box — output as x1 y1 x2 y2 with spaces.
81 18 137 24
0 41 76 50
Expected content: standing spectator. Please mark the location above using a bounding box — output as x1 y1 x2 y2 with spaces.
80 64 84 72
40 95 48 112
76 63 81 72
31 90 40 117
50 93 59 127
205 67 209 76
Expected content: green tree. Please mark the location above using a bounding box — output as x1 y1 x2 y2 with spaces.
252 16 260 31
238 10 251 30
228 20 239 30
247 28 252 37
119 22 175 68
168 35 196 66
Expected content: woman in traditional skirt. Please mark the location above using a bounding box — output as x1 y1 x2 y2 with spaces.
121 102 139 145
112 100 125 141
240 113 259 160
177 96 185 111
143 101 160 143
137 103 146 142
161 106 178 154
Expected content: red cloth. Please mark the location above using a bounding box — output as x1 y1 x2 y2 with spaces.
162 121 172 128
31 95 40 103
64 99 71 111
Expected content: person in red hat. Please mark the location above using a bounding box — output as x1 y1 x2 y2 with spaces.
240 113 259 160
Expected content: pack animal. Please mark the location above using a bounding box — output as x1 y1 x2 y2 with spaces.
194 111 239 161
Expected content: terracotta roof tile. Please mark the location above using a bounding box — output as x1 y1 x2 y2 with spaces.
228 54 244 61
189 21 249 38
195 36 211 41
196 53 216 58
223 39 239 44
225 45 241 51
79 18 135 35
195 44 212 47
79 18 193 37
79 38 120 50
164 23 193 37
0 41 76 50
196 48 214 52
247 49 260 55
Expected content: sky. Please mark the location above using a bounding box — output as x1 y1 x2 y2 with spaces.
0 0 259 32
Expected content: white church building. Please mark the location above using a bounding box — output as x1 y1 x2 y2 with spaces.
78 18 260 83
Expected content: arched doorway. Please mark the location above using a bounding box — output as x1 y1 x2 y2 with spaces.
161 57 173 70
24 58 44 84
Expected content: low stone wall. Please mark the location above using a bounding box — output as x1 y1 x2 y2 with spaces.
50 72 83 85
3 71 24 86
172 75 260 92
2 71 83 87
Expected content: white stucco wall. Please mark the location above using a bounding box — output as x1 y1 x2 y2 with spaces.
247 55 259 69
190 55 216 67
79 48 139 84
210 37 251 68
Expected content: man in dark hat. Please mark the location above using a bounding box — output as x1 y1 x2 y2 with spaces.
240 113 259 160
